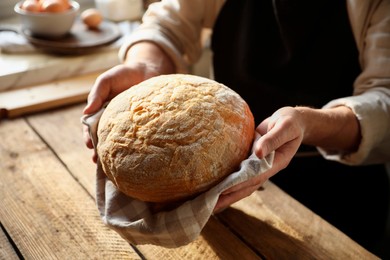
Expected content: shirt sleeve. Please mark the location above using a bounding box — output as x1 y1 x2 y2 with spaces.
318 0 390 165
318 88 390 165
118 0 224 73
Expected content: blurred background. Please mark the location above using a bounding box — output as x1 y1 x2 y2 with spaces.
0 0 92 18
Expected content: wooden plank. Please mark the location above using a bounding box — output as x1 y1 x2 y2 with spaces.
216 182 379 259
0 118 141 259
25 103 379 259
27 104 97 195
0 72 100 119
0 225 19 260
136 217 261 260
27 103 262 259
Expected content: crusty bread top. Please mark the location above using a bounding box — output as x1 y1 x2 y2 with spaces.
97 74 254 203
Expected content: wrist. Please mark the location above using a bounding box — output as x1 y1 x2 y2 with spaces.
293 106 315 144
124 41 176 75
295 106 361 152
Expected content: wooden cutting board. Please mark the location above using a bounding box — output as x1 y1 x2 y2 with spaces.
0 72 100 119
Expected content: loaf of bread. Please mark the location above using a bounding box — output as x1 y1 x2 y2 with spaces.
97 74 255 203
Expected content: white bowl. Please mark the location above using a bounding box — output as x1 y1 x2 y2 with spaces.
14 0 80 38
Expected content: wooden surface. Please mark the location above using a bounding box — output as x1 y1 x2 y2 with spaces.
0 72 99 119
0 101 380 259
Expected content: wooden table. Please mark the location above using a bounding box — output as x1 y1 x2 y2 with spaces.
0 99 379 259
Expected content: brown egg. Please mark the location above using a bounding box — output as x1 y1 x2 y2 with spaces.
81 8 103 29
58 0 71 10
40 0 68 13
20 0 40 12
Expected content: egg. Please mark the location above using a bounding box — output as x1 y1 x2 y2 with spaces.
59 0 71 9
40 0 68 13
81 8 103 29
20 0 40 12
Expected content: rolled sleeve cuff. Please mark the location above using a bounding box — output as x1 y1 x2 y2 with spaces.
318 89 390 165
118 29 189 73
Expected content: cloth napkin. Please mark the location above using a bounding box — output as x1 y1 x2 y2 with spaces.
81 108 274 248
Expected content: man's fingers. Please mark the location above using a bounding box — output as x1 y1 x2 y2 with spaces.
214 183 262 213
83 68 117 115
221 174 265 195
256 117 270 135
254 131 280 159
83 96 104 115
255 114 301 158
83 125 94 149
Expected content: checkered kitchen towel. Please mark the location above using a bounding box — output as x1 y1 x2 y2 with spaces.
82 108 274 248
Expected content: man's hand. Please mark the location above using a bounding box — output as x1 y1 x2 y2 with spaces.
214 105 360 213
214 107 304 212
82 42 175 162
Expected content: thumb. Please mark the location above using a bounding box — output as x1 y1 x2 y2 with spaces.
83 95 104 115
253 117 272 158
253 132 272 159
256 117 271 135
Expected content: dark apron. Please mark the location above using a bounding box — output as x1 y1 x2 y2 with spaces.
211 0 389 253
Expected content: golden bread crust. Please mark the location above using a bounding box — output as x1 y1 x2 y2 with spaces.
97 74 254 202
